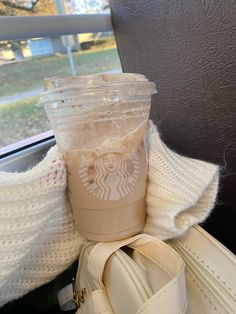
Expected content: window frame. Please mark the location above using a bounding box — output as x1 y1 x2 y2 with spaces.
0 14 112 41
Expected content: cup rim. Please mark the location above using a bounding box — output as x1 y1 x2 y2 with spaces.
42 80 157 98
44 73 149 91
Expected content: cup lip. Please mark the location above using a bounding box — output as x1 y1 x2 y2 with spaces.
43 73 156 95
42 80 157 98
39 73 157 109
38 89 156 108
44 73 149 90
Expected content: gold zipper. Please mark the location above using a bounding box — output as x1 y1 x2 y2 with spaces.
72 277 86 308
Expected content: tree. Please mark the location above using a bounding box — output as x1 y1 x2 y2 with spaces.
0 0 56 16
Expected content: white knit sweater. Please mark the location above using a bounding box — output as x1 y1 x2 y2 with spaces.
144 121 219 239
0 147 84 307
0 121 219 306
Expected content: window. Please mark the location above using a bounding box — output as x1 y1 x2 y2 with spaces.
0 1 121 155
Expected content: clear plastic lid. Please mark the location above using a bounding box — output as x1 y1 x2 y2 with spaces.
44 73 149 91
39 73 157 109
40 83 156 106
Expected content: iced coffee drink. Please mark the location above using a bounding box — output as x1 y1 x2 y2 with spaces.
40 74 157 241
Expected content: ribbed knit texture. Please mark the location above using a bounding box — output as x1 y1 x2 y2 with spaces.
0 146 84 307
144 121 219 240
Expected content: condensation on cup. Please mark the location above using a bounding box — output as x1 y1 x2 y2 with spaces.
40 73 157 241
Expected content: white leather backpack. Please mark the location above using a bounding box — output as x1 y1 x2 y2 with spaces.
74 234 187 314
72 227 236 314
168 225 236 314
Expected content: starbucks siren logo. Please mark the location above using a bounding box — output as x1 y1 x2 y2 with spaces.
78 150 140 201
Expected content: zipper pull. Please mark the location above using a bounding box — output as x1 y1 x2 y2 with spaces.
72 277 86 308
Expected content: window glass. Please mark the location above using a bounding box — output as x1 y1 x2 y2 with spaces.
0 33 122 148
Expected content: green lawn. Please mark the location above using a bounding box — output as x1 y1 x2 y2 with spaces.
0 40 122 147
0 39 121 97
0 97 50 147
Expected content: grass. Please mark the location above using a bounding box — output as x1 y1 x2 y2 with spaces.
0 37 122 147
0 97 50 147
0 37 121 97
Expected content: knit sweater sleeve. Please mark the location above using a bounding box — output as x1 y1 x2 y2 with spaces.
144 121 219 240
0 146 84 307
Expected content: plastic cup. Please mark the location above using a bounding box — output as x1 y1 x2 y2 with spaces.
40 73 157 241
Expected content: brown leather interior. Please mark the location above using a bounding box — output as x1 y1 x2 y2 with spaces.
110 0 236 253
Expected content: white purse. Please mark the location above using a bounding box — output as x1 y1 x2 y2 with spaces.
168 225 236 314
74 234 187 314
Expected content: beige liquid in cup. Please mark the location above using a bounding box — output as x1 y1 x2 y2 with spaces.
63 119 148 241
